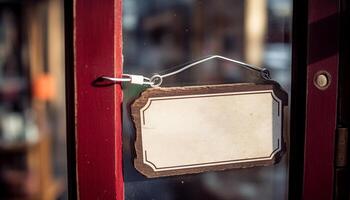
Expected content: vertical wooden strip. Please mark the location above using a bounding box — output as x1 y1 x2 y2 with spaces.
64 0 76 198
114 0 124 199
303 0 339 199
74 0 123 199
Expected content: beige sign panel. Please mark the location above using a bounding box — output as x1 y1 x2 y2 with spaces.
131 83 288 178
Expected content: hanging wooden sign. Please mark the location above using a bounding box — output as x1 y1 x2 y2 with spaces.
131 83 288 178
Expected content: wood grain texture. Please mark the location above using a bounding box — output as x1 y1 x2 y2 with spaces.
74 0 123 199
131 83 288 178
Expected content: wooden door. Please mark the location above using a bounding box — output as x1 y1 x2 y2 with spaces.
65 0 124 199
302 0 340 199
65 0 344 199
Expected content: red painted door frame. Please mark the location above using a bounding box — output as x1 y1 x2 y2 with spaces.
66 0 341 199
303 0 340 199
71 0 124 199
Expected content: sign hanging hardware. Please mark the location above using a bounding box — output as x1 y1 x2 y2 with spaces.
100 55 271 87
124 55 288 178
103 54 288 178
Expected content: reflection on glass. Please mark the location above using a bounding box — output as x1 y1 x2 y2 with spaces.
123 0 292 199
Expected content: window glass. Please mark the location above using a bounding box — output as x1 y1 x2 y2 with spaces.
123 0 292 199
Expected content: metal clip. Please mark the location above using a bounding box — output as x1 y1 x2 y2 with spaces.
101 74 154 86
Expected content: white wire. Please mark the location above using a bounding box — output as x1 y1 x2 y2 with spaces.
101 55 269 87
160 55 261 78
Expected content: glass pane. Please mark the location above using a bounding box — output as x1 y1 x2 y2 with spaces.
123 0 292 199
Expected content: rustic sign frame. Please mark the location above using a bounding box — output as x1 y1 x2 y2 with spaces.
131 82 288 178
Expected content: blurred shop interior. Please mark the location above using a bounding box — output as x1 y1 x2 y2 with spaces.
0 0 66 199
123 0 291 90
122 0 292 199
1 0 292 199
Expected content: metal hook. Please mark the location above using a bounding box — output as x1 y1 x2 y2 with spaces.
100 74 154 85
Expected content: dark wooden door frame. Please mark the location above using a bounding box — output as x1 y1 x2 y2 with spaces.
288 0 308 199
290 0 343 199
64 0 76 199
336 0 350 199
303 0 340 199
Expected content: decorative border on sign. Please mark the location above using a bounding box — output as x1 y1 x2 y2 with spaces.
144 139 280 171
141 91 281 125
140 90 281 171
131 83 288 178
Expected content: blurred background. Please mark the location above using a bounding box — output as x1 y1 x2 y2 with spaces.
123 0 292 89
0 0 66 199
1 0 292 199
122 0 292 200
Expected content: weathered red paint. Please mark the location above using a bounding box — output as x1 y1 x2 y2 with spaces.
303 0 339 199
74 0 124 199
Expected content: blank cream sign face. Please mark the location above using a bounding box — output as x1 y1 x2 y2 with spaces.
131 84 287 178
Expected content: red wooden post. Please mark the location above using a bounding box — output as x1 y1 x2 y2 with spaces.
303 0 339 199
74 0 124 199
